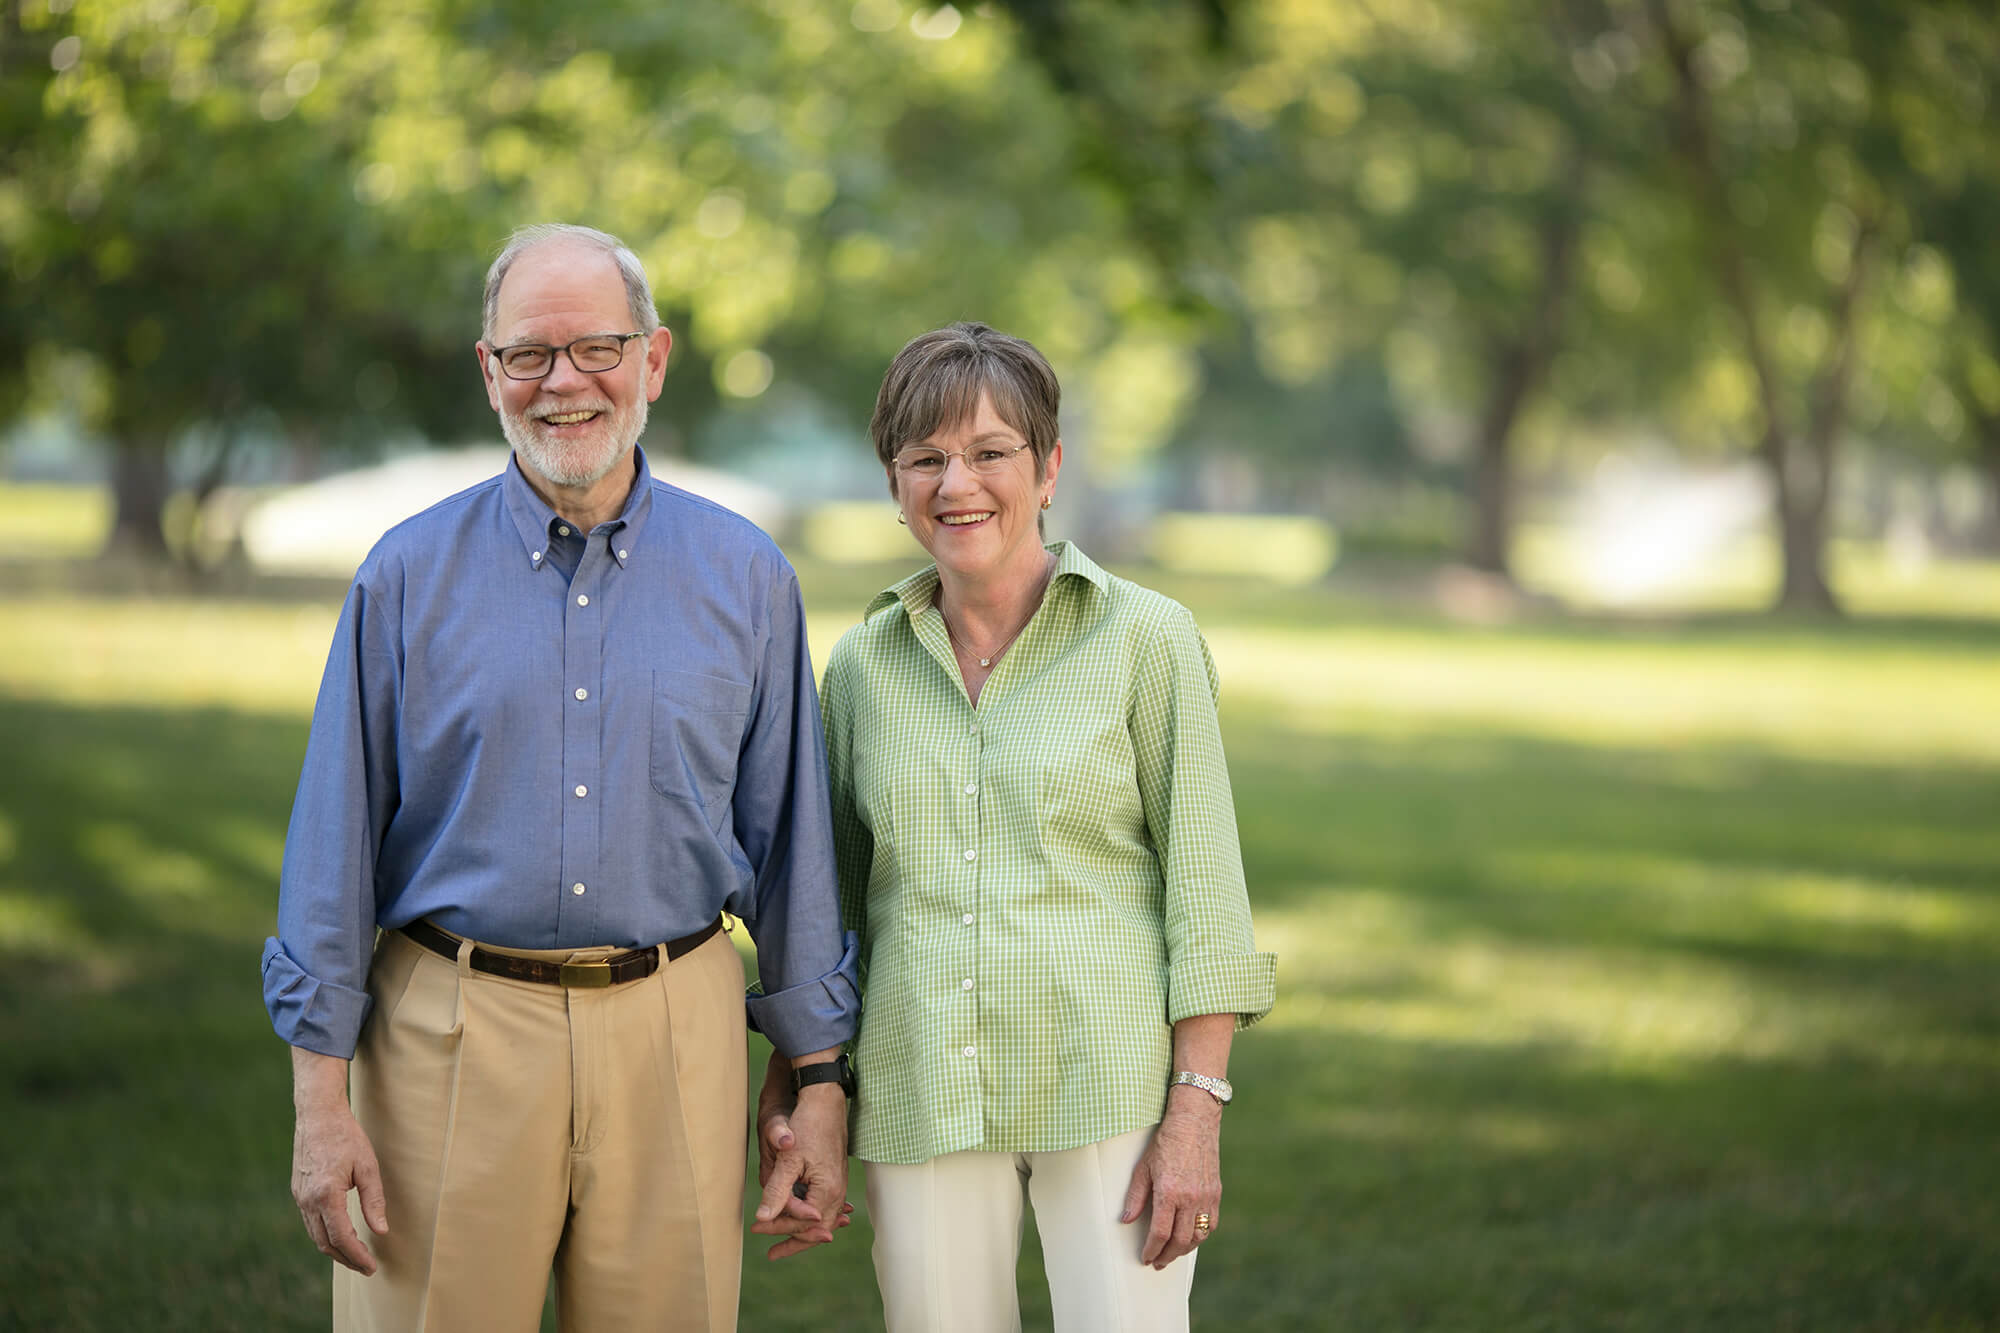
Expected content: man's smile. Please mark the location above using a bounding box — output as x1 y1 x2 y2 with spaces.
534 407 606 427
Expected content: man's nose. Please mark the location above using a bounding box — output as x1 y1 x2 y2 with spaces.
540 348 596 393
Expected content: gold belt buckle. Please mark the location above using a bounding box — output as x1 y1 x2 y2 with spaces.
559 959 614 988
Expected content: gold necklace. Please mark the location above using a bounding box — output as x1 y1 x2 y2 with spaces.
939 555 1056 669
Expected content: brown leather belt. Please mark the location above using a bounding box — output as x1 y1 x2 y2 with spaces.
400 916 725 989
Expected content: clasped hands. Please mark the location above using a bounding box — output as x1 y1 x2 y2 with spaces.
753 1053 1226 1271
751 1050 855 1260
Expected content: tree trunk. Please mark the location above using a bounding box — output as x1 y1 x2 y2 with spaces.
1773 218 1874 615
102 438 173 562
1971 409 2000 554
1649 0 1861 617
1773 460 1838 613
1465 162 1586 579
1467 369 1524 577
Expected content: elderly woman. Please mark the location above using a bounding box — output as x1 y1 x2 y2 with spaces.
763 322 1275 1332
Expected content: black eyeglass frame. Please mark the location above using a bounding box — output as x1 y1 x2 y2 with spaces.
488 331 650 381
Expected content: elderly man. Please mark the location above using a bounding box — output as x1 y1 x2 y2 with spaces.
262 223 859 1332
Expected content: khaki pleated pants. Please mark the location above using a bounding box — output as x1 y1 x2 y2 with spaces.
334 925 747 1333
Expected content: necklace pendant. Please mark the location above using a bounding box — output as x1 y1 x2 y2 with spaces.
978 656 992 667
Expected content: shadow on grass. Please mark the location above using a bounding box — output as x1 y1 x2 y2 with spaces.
1214 1024 2000 1331
0 695 311 1331
2 693 1996 1330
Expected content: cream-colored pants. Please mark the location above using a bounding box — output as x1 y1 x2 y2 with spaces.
864 1126 1197 1333
334 925 747 1333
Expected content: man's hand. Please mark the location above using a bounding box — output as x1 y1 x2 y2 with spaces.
289 1046 388 1276
1121 1086 1223 1271
750 1049 852 1260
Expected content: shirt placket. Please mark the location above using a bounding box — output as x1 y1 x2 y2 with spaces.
952 704 986 1134
557 532 608 935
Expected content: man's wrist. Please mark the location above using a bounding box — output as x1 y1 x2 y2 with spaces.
790 1051 855 1097
290 1046 352 1111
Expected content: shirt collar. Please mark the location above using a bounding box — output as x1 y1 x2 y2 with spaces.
501 445 656 570
865 540 1107 620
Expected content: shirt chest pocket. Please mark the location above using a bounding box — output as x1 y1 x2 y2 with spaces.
650 668 754 809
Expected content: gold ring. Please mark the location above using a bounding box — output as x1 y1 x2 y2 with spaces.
1193 1212 1213 1235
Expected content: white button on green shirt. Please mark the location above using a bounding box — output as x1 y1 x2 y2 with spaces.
821 541 1277 1165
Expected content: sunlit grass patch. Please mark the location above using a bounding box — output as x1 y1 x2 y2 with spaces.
1518 523 2000 619
1206 621 2000 765
0 889 96 955
0 482 110 557
0 596 336 714
2 559 1997 1329
1145 511 1338 584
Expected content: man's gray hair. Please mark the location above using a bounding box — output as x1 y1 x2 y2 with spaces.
482 223 660 342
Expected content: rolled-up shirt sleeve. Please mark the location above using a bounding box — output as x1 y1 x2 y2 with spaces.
262 571 403 1059
735 560 862 1056
1131 606 1277 1029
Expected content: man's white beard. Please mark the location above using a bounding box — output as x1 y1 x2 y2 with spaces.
502 392 649 489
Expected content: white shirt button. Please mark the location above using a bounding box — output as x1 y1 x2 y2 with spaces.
571 882 586 895
961 913 974 926
968 722 979 734
574 688 588 701
617 549 629 560
576 594 589 607
964 782 977 796
574 785 588 798
531 551 542 562
961 978 974 991
963 849 977 861
962 1045 976 1058
558 525 571 536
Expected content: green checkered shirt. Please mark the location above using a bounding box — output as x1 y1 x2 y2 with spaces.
821 541 1277 1165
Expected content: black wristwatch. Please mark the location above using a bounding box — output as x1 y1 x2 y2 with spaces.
791 1051 856 1097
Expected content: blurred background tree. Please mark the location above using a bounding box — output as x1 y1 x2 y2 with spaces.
2 0 1996 611
3 7 1998 1326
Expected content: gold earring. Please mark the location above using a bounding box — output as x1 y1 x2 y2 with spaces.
896 511 908 525
1040 496 1052 511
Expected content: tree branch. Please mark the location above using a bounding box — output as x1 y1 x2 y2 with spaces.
1646 0 1791 467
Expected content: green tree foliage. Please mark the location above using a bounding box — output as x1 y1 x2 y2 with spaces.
1634 0 1994 611
1895 6 2000 547
2 0 1996 604
1 0 1188 556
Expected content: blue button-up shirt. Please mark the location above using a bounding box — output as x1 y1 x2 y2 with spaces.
261 448 860 1060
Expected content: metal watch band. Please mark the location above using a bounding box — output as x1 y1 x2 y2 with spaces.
1171 1070 1233 1105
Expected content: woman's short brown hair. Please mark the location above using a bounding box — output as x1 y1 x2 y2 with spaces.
870 322 1061 483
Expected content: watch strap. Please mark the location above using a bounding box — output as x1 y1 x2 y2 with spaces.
1171 1070 1233 1105
791 1053 854 1095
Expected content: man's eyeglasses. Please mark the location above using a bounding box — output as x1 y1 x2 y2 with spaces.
490 332 648 381
893 442 1033 479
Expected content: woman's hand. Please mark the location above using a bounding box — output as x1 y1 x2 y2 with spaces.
752 1049 855 1259
1121 1084 1224 1270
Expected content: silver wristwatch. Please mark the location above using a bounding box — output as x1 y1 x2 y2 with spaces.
1171 1070 1234 1106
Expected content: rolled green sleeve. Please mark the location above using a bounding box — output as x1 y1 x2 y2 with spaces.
1132 605 1277 1030
1168 950 1278 1028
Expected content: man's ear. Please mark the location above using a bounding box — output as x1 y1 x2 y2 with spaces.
642 327 673 402
476 342 503 413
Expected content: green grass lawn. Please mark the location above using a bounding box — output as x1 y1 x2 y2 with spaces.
2 561 1997 1331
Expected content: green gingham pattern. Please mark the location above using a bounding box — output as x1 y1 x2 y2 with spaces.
822 541 1277 1165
